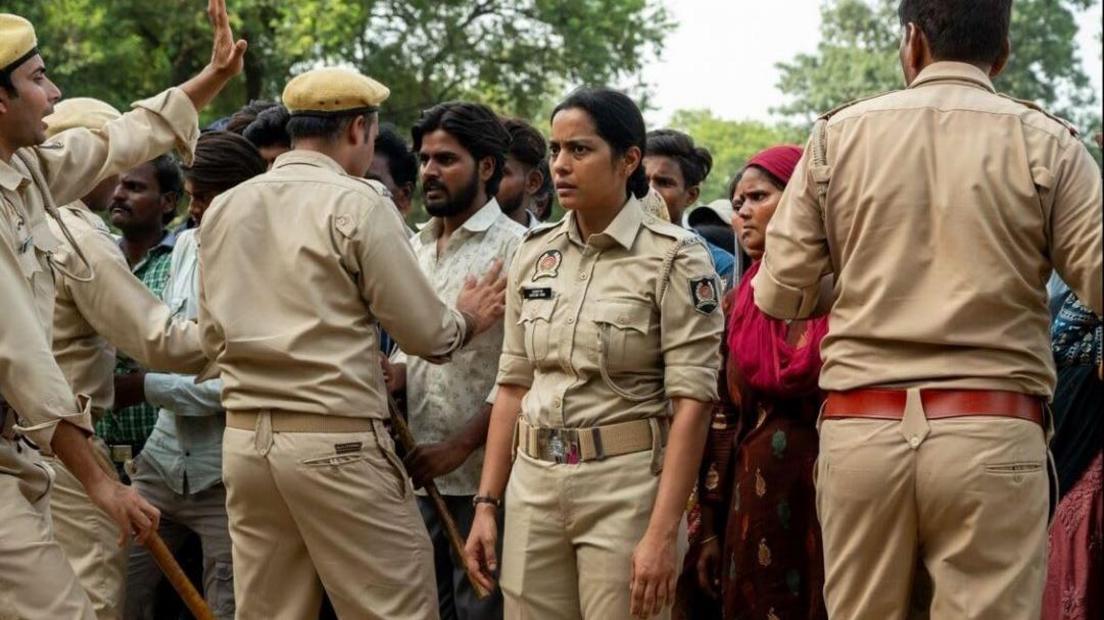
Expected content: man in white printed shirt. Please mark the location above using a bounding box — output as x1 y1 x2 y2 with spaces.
389 102 524 620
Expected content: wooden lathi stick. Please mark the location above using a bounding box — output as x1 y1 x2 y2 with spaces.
386 395 492 600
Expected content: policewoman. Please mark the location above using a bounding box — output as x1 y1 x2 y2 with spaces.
464 87 724 620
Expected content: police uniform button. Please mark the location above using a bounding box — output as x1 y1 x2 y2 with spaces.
566 317 574 325
553 398 561 408
909 435 920 448
578 273 588 281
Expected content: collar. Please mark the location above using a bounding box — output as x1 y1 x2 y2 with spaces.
416 198 503 244
909 61 996 93
0 157 29 192
270 149 347 175
120 229 177 257
560 196 644 250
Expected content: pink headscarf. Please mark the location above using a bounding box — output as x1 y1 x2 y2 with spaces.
726 144 826 397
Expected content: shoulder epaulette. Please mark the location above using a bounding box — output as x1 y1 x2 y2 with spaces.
817 90 897 122
997 94 1079 138
522 219 561 241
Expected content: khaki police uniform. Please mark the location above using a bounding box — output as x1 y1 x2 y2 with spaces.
41 97 207 619
495 198 723 619
0 14 201 619
197 67 476 619
754 62 1103 619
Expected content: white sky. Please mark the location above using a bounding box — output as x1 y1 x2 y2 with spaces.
642 0 1104 125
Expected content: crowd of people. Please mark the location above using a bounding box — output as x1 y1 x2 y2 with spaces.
0 0 1100 619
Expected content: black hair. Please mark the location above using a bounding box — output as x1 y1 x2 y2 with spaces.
502 118 547 169
646 129 713 188
374 123 418 188
0 70 15 97
286 110 374 143
411 102 510 196
150 154 184 224
534 158 554 221
898 0 1012 65
225 100 279 135
726 170 743 201
242 105 291 149
551 87 649 199
183 131 266 198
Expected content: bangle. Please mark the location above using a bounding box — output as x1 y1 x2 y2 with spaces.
472 495 502 508
698 534 719 546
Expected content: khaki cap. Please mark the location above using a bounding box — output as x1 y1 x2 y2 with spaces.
44 98 122 137
281 67 390 116
0 14 37 74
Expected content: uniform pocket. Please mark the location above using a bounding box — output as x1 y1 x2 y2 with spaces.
518 298 556 361
592 299 653 372
984 461 1044 475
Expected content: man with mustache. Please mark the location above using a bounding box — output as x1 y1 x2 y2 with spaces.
388 101 524 620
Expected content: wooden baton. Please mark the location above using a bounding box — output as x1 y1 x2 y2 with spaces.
90 442 215 620
386 395 492 600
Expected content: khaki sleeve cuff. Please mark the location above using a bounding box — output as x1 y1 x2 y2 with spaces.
131 87 200 165
14 394 95 452
752 263 819 320
664 365 719 402
496 353 534 389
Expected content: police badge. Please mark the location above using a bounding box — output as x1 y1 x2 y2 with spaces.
690 276 719 315
533 249 562 280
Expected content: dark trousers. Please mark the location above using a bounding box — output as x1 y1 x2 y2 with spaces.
417 494 503 620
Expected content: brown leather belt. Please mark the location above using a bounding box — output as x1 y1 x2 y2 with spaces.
823 389 1044 425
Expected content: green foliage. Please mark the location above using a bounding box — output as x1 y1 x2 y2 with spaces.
667 109 804 203
9 0 671 127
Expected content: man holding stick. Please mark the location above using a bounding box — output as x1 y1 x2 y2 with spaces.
0 0 245 616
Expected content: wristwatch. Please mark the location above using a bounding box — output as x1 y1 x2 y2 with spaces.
472 495 502 508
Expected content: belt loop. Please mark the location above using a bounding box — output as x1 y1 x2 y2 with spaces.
648 417 664 475
254 409 273 456
900 388 930 450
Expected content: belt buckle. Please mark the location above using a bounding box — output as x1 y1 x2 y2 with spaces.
109 444 133 463
544 429 579 464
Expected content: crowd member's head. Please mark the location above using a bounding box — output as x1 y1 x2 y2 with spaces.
44 97 122 212
898 0 1011 85
733 145 802 261
644 129 713 223
688 199 736 255
110 155 183 235
242 104 291 167
366 123 418 217
282 67 390 178
549 87 648 215
182 131 266 225
532 159 555 221
225 99 278 134
0 14 62 154
496 117 547 221
412 101 510 218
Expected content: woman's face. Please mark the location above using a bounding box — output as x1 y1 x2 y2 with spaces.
733 166 783 260
548 107 635 213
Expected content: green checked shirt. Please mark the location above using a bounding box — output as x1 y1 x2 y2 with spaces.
95 231 177 446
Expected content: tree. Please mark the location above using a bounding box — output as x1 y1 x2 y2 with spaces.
667 110 804 203
10 0 671 127
775 0 1101 139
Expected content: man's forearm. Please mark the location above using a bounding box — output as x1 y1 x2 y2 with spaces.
179 65 238 112
51 421 110 491
452 403 494 453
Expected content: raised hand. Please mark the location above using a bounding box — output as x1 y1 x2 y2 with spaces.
207 0 247 77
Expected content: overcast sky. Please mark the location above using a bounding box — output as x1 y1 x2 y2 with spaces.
641 0 1104 126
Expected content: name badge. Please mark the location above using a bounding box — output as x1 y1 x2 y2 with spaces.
522 287 554 300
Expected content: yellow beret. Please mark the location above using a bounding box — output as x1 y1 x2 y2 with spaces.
44 98 122 137
0 14 37 74
281 67 390 116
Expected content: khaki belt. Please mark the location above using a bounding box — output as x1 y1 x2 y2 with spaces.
226 410 380 433
823 389 1044 425
516 417 668 464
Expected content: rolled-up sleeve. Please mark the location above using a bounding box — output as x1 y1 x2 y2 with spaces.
496 245 533 388
754 144 831 320
1049 139 1103 317
35 87 200 207
660 240 724 401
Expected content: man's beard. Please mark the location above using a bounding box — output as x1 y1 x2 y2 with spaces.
424 173 480 217
496 188 524 216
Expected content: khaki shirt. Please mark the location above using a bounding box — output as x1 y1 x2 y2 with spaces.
755 62 1103 397
0 87 199 446
198 150 470 417
50 202 206 414
496 198 724 429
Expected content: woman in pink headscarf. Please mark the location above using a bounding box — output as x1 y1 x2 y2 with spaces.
693 146 829 620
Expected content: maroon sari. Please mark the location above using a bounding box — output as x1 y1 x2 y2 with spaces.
699 262 829 620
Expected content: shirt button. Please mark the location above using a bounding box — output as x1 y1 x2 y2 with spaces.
552 398 561 408
566 317 574 325
578 273 588 281
908 436 920 449
184 451 191 457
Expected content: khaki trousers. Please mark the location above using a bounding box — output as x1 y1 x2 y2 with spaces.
501 450 686 620
46 443 128 620
0 437 95 620
816 390 1048 620
222 414 437 620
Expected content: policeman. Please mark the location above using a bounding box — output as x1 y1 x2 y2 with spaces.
0 2 245 616
42 97 210 619
753 1 1102 618
464 87 724 620
196 66 508 618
